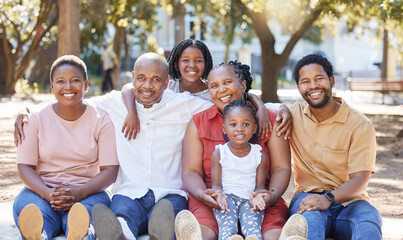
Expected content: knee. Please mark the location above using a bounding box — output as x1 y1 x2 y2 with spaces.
201 225 217 240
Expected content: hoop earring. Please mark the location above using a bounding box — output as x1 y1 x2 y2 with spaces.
200 78 208 85
243 91 248 101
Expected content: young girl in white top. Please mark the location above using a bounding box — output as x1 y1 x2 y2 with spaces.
211 99 268 240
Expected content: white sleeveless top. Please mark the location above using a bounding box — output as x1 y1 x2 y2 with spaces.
216 143 263 199
168 79 211 101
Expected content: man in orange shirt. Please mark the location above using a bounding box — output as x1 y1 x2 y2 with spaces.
288 54 382 239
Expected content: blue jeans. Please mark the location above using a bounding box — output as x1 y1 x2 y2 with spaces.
13 187 111 239
110 190 187 238
289 192 382 240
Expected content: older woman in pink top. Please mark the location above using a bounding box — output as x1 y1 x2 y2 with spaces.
13 55 119 240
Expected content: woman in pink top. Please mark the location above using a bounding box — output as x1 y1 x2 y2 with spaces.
13 55 119 240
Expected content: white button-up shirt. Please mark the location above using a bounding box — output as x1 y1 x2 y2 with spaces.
88 89 212 201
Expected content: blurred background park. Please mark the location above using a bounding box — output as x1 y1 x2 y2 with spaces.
0 0 402 103
0 0 402 239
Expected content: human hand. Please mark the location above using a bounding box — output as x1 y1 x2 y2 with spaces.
256 107 272 138
297 194 331 214
250 192 268 211
121 111 140 140
275 104 292 140
14 111 29 146
49 185 75 211
213 190 228 211
199 189 220 209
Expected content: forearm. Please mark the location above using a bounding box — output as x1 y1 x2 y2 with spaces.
182 172 208 200
75 166 119 201
247 93 265 110
331 171 371 205
18 164 52 201
121 83 136 113
268 167 291 197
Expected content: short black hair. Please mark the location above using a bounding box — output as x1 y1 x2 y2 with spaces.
212 60 253 93
293 54 333 84
167 39 213 80
50 55 88 81
222 99 259 144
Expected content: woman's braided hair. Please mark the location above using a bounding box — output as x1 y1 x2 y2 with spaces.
213 60 253 93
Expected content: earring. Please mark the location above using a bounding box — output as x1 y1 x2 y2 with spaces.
243 91 248 100
200 78 207 85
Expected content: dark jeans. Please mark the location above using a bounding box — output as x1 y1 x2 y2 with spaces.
13 187 110 239
110 190 187 238
102 68 114 92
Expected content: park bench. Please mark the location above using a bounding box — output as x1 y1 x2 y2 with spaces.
348 78 403 104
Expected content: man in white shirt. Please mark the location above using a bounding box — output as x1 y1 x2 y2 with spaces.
89 53 212 240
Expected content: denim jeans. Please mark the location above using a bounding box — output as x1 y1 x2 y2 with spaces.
13 187 111 239
289 191 382 240
110 190 187 238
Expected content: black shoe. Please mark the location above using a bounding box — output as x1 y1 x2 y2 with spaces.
148 199 175 240
92 203 125 240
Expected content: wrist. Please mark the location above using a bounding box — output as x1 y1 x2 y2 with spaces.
324 191 335 206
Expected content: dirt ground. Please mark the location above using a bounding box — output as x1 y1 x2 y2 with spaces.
0 94 402 220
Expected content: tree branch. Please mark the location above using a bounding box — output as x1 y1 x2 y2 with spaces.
15 1 58 80
280 8 322 64
233 0 276 55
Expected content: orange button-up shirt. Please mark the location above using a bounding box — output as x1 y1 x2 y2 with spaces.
290 97 376 205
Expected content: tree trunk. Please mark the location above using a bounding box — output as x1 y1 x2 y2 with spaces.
225 43 230 63
3 64 15 94
124 32 130 71
173 3 186 42
112 25 125 90
260 47 281 102
58 0 80 57
234 0 322 103
381 28 388 80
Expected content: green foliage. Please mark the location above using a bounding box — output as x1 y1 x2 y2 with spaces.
14 79 39 95
0 0 58 93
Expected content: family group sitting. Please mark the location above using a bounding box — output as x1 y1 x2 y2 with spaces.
13 39 382 240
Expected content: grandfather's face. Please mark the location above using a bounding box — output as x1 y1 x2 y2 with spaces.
132 59 168 108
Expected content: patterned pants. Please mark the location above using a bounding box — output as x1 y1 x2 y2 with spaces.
213 194 264 240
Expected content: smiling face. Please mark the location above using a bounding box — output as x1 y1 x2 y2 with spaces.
297 63 334 109
223 106 257 146
177 46 205 83
132 55 169 108
208 66 246 112
51 64 88 107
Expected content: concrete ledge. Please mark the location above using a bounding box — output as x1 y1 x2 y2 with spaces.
1 201 402 239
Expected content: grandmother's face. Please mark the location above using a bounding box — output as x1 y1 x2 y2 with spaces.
207 66 246 112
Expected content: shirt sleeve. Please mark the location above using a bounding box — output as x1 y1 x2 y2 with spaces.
17 113 40 166
86 91 119 114
96 113 119 166
347 121 377 175
185 94 213 115
264 102 281 112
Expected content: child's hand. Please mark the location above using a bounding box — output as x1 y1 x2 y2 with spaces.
256 107 272 138
121 111 140 140
250 192 268 211
212 190 228 211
